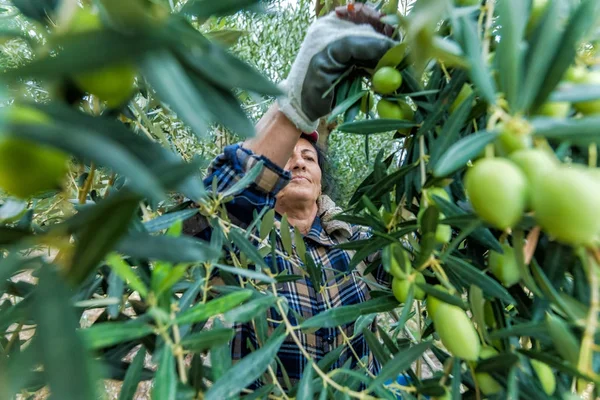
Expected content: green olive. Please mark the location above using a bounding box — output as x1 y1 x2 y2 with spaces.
508 149 557 186
536 102 571 118
433 302 481 360
392 272 425 303
573 71 600 115
531 359 556 395
377 99 405 119
475 347 503 395
449 83 474 113
69 9 137 107
372 67 403 95
488 244 521 287
0 106 69 199
495 127 532 155
388 243 412 279
532 166 600 246
360 92 375 113
464 158 528 230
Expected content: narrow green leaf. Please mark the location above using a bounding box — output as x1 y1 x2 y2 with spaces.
190 74 255 138
545 313 580 366
429 92 476 166
156 264 188 296
82 320 153 350
455 16 497 104
304 253 322 293
375 43 407 70
142 51 210 139
396 287 415 329
213 263 274 283
469 285 487 339
532 0 600 110
181 328 235 352
34 267 98 400
10 122 165 201
495 0 527 111
301 296 398 329
180 0 260 18
280 215 293 256
173 38 281 96
5 30 158 80
115 233 220 263
451 356 461 400
518 350 600 384
549 83 600 103
204 29 245 47
210 319 232 381
144 209 199 233
0 226 30 246
363 328 391 365
118 347 146 400
489 321 548 339
337 119 417 134
222 162 264 198
224 295 277 323
241 385 275 400
70 192 139 285
152 345 177 400
205 334 286 400
532 115 600 145
432 196 503 253
369 341 432 389
327 91 366 123
228 228 268 269
418 283 469 310
521 0 563 110
294 226 307 264
433 130 499 177
106 253 149 298
317 345 345 372
445 256 515 304
274 274 303 283
296 362 314 400
377 325 400 355
259 208 275 240
530 259 578 321
176 290 252 325
474 353 519 373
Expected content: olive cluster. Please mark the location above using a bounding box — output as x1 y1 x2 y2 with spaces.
0 7 138 199
365 66 415 135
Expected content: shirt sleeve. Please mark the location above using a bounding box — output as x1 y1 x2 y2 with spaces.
183 143 290 237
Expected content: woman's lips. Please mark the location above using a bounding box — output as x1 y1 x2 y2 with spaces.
291 176 309 182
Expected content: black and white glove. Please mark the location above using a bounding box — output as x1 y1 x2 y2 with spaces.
278 4 396 135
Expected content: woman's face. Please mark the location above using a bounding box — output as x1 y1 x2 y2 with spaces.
276 138 322 205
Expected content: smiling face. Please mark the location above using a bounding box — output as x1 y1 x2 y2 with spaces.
276 138 322 206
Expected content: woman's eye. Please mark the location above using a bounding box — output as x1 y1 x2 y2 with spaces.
305 156 315 162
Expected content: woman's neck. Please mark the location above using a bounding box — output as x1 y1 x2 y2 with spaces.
275 200 318 235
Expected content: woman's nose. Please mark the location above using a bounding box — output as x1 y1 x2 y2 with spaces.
290 155 306 170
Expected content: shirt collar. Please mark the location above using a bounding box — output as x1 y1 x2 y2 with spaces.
275 195 353 247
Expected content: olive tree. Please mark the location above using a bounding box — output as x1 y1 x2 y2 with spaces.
0 0 599 399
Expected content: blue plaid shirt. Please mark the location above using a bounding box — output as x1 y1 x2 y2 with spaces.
183 144 389 386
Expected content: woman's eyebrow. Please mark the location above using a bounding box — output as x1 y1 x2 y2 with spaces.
301 148 317 155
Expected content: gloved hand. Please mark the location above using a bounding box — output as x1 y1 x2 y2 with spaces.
278 4 396 134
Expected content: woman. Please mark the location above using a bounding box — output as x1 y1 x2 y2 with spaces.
184 4 395 387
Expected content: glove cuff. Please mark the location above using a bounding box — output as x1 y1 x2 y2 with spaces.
277 84 319 134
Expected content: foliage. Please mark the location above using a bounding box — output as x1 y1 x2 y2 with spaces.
0 1 600 400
